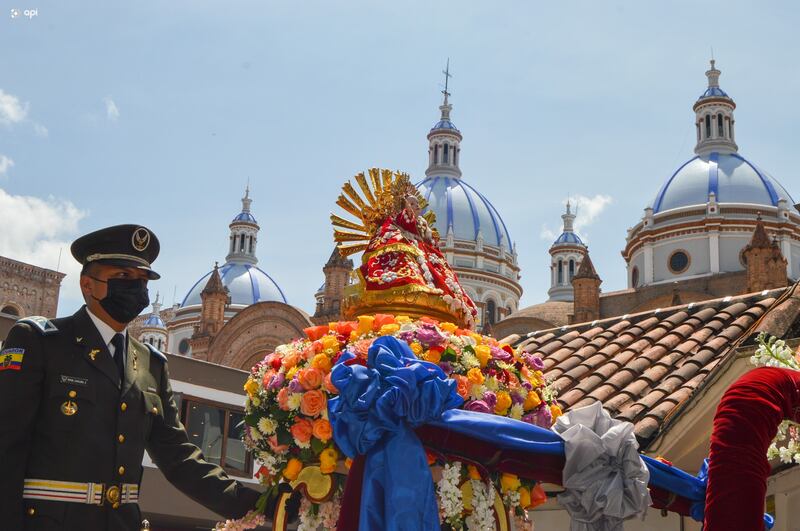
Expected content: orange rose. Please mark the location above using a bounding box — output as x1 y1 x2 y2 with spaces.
324 372 339 394
467 367 485 386
298 367 323 390
523 391 541 411
300 389 326 417
277 387 291 411
312 353 332 373
312 418 333 442
550 404 563 422
304 325 329 341
282 351 301 370
290 417 313 444
453 375 470 399
425 349 441 364
467 465 481 480
373 314 396 330
357 315 375 334
267 435 289 454
530 483 548 508
283 458 303 480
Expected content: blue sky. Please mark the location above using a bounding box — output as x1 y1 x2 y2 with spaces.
1 1 799 316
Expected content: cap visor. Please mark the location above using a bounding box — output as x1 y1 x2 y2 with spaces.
91 259 161 280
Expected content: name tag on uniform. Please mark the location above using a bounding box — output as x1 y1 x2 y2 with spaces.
60 375 88 386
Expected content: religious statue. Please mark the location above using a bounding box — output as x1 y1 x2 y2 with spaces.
332 168 477 327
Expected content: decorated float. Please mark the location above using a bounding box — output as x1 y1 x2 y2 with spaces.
218 169 798 531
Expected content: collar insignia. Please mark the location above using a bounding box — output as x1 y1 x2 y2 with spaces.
88 349 100 361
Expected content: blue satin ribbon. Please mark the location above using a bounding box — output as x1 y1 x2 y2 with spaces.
328 336 463 531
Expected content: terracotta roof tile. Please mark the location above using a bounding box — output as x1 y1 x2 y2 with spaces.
512 287 791 446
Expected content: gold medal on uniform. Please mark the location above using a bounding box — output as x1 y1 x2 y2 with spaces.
89 349 100 361
61 400 78 416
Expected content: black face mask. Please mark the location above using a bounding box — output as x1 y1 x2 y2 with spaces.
90 277 150 323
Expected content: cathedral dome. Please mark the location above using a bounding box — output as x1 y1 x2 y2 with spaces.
553 231 584 246
651 152 794 213
417 175 513 248
181 262 286 308
142 314 166 328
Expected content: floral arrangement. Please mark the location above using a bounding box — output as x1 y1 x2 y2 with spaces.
240 313 561 529
749 332 800 464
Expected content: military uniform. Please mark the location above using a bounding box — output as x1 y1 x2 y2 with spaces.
0 225 260 530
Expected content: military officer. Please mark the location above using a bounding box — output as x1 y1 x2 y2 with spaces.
0 225 262 530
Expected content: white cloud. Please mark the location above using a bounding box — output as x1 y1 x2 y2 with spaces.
0 187 88 312
0 155 14 177
540 194 613 244
0 89 28 126
104 96 119 121
33 123 48 137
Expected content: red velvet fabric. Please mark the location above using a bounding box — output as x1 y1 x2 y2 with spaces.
704 367 800 531
337 454 366 531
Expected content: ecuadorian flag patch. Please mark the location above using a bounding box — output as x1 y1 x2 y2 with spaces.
0 348 24 371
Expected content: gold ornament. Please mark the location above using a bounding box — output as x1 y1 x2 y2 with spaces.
61 400 78 416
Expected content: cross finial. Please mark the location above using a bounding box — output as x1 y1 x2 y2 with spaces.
441 58 452 105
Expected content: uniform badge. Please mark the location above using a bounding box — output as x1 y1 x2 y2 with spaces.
0 348 24 371
132 227 150 251
88 349 100 361
61 400 78 416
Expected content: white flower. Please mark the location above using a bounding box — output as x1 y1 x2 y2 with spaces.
465 479 494 530
287 393 302 411
437 461 464 528
484 376 500 392
461 351 480 369
509 403 524 420
257 418 276 436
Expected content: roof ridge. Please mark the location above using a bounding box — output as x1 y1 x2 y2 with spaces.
518 287 789 342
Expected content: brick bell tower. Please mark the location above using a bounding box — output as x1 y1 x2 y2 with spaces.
189 263 229 360
312 247 353 325
571 251 602 324
743 217 788 293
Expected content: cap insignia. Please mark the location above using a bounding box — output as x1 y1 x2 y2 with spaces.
132 227 150 252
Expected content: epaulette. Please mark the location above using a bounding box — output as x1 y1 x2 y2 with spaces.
17 316 59 335
146 343 168 363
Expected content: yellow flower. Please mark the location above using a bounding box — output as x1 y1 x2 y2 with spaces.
469 333 484 345
518 486 531 509
495 391 512 415
550 404 563 422
439 322 458 333
243 378 259 397
409 342 423 356
395 315 412 324
321 335 340 352
467 465 481 480
523 391 542 411
357 315 375 334
500 473 521 493
319 447 338 474
475 345 491 368
283 458 303 480
312 353 332 373
286 366 299 381
328 322 338 331
425 349 441 364
467 367 485 385
345 457 353 470
380 323 400 335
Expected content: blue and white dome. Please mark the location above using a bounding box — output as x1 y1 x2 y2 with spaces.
142 314 166 328
553 231 584 246
181 262 286 308
430 119 459 132
232 211 257 223
698 86 729 100
652 152 795 213
417 176 513 248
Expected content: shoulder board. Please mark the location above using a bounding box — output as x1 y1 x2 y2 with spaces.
17 316 59 335
146 344 168 363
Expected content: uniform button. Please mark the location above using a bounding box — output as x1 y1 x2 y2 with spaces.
120 402 127 411
118 466 125 475
68 390 77 398
27 507 35 516
118 434 125 443
151 406 158 414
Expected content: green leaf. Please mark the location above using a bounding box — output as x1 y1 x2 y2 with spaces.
442 347 458 362
311 437 326 455
276 427 292 446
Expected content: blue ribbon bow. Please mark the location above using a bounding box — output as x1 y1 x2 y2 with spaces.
328 336 463 531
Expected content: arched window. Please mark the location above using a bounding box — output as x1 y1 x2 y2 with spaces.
239 234 246 252
718 114 724 137
569 259 575 281
443 144 449 164
248 236 254 253
1 305 19 316
485 300 497 326
696 122 701 141
557 259 564 284
434 145 439 164
230 236 235 254
705 115 711 138
454 148 458 166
